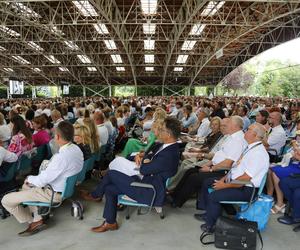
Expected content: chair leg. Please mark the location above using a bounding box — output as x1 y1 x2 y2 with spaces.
293 224 300 232
125 206 130 220
137 207 141 215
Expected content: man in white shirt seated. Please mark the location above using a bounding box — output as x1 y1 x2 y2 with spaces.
264 111 286 162
238 106 251 131
198 123 269 233
94 111 109 146
170 116 247 208
2 121 84 236
196 110 211 138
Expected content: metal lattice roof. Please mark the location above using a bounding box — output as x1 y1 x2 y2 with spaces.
0 0 300 89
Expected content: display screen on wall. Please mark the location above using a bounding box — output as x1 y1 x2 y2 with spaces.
36 86 58 97
62 85 69 95
9 80 24 95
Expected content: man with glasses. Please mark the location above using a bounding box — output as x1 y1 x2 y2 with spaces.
84 117 181 233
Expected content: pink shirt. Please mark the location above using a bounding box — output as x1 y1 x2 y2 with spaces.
32 130 51 147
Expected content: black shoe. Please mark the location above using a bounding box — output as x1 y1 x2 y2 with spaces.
194 213 207 222
200 223 215 233
117 205 126 211
278 215 300 225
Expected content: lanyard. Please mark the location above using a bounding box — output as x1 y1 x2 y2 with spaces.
226 142 262 183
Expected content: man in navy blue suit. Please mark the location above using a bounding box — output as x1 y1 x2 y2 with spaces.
86 117 181 233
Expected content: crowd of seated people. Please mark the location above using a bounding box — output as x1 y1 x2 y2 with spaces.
0 95 299 236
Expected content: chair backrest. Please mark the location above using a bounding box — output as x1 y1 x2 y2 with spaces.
17 155 32 171
76 160 89 183
32 144 47 163
46 143 53 160
61 173 79 199
1 162 17 182
257 173 268 196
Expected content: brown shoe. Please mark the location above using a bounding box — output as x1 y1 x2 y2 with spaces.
18 220 47 237
91 221 118 233
80 191 102 202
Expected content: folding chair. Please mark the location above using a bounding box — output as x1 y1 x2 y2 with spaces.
118 179 170 220
0 162 18 183
22 173 79 218
77 158 95 183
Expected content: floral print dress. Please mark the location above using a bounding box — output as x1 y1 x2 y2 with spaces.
8 132 34 158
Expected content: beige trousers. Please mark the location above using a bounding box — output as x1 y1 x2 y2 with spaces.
168 158 209 190
1 184 62 224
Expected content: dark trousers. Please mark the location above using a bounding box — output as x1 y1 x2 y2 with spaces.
198 177 255 228
91 170 153 224
279 177 300 219
172 168 225 207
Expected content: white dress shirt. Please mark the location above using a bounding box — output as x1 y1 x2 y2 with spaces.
230 142 269 187
0 147 18 166
27 143 83 192
268 125 286 155
212 130 247 165
104 120 114 137
97 124 109 146
196 118 211 138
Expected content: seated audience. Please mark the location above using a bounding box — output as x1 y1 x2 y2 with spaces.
0 112 11 148
94 111 109 146
81 117 181 233
74 125 92 160
198 123 269 232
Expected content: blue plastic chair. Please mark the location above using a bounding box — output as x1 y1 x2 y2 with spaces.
208 173 267 207
118 178 170 220
22 173 79 216
77 158 95 183
0 162 18 182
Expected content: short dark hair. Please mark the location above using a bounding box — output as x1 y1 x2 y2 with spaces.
164 117 181 139
259 110 269 119
56 121 74 142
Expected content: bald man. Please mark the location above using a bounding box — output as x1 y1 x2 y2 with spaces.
264 111 286 162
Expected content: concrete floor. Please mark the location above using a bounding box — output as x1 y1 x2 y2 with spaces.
1 181 299 250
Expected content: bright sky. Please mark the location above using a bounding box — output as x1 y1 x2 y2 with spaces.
251 37 300 64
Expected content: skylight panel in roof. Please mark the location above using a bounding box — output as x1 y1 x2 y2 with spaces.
32 67 41 73
87 67 97 72
140 0 158 15
174 67 183 72
143 23 156 35
27 41 44 51
176 55 188 64
145 67 154 71
13 2 41 18
181 40 197 50
189 24 206 36
93 23 109 34
201 1 225 17
73 1 98 17
12 55 30 64
77 54 92 64
116 67 125 72
144 54 154 63
64 41 80 50
59 67 69 72
0 26 20 37
44 55 61 64
3 68 13 73
144 39 155 50
50 26 64 36
0 46 6 51
104 40 117 50
111 54 123 64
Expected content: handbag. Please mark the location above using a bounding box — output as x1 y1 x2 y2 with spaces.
237 194 273 231
200 216 263 250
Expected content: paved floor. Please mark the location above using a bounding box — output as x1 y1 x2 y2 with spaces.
0 182 299 250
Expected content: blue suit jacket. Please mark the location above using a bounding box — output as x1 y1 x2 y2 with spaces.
134 143 180 206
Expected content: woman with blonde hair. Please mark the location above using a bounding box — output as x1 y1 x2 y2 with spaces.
73 125 92 160
153 107 167 121
82 117 100 153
